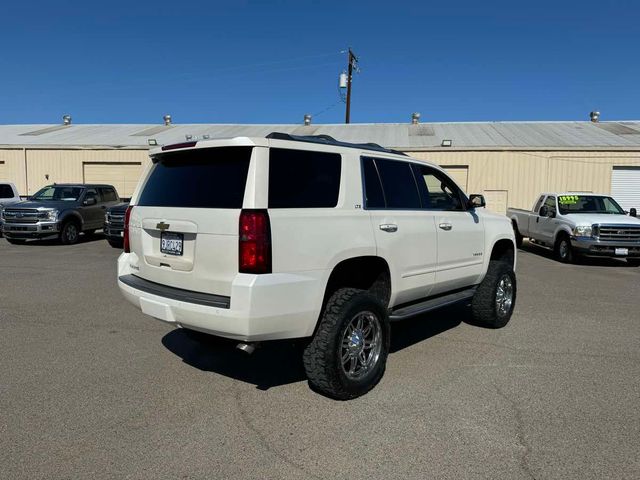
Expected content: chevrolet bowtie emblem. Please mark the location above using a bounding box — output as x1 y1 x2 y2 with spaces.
156 222 170 231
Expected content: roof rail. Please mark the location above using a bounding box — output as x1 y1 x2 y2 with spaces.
266 132 407 156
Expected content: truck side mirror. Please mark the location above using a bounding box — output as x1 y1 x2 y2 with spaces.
630 208 637 217
539 206 548 217
83 197 97 206
468 194 486 208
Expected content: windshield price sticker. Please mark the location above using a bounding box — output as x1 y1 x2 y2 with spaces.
559 195 580 205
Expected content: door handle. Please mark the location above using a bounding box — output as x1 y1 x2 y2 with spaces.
379 224 398 233
439 223 453 231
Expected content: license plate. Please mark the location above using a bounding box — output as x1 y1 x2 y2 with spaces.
615 248 628 256
161 232 184 256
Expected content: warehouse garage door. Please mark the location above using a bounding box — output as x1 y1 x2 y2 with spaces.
83 162 142 198
611 166 640 211
442 166 468 191
483 190 509 215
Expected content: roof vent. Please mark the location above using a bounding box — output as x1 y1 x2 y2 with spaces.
163 114 172 126
590 111 600 123
411 112 421 125
62 114 72 125
303 114 312 126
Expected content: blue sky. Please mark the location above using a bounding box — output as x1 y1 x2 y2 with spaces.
1 0 638 124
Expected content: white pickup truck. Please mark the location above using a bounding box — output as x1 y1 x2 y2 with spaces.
508 193 640 265
0 182 22 237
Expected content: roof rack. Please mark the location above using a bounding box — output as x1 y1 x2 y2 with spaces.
266 132 407 156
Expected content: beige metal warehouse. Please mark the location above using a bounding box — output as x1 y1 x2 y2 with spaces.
1 119 639 212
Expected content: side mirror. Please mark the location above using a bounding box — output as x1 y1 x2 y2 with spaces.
468 194 486 208
539 205 548 217
630 208 637 217
83 197 97 206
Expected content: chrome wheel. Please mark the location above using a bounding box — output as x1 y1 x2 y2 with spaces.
559 239 569 259
340 311 382 380
495 275 514 317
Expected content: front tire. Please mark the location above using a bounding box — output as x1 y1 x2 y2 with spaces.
471 260 517 328
554 233 573 263
59 220 80 245
107 239 123 249
303 288 390 400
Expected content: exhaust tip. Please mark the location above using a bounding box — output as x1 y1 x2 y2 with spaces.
236 342 258 355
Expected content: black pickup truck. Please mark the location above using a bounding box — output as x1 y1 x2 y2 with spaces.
103 201 129 248
2 184 120 245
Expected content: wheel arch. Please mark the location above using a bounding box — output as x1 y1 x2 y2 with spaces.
489 238 516 268
58 210 84 228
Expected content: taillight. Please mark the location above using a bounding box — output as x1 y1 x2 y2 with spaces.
239 209 271 274
123 206 133 253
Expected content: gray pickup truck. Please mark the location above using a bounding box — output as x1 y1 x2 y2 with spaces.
2 184 120 245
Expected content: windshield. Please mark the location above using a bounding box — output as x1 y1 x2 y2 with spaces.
558 195 625 215
32 186 84 201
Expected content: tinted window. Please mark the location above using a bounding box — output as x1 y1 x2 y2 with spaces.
32 186 84 201
361 158 385 208
533 195 545 212
544 196 556 212
99 187 118 202
0 184 14 198
268 148 341 208
374 158 421 209
138 147 252 208
413 165 464 210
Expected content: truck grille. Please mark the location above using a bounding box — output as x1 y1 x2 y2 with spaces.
596 225 640 241
2 209 46 224
106 213 125 227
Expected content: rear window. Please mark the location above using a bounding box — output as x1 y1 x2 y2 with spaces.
268 148 341 208
0 184 14 199
138 147 252 208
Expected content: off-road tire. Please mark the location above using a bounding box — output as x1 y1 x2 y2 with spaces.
554 233 573 263
471 260 517 329
512 222 524 248
6 237 26 245
59 220 80 245
303 288 390 400
107 239 124 249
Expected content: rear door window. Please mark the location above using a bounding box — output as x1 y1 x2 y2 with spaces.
99 187 118 202
138 147 252 208
268 148 341 208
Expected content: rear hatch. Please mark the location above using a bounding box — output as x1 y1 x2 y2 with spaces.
130 146 253 297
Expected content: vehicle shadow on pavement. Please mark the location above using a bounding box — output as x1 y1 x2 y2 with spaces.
161 330 308 391
5 233 107 246
161 303 470 391
519 241 634 267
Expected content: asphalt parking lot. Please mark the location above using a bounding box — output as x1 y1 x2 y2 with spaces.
1 236 639 479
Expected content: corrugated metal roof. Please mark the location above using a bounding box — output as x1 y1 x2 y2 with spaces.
1 121 639 150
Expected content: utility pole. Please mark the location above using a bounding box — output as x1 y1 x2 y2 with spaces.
345 48 358 124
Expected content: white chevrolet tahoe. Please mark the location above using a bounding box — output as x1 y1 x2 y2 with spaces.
509 193 640 265
118 133 517 399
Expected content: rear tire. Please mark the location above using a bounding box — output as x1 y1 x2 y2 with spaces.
303 288 389 400
59 220 80 245
6 237 26 245
554 233 573 263
471 260 517 329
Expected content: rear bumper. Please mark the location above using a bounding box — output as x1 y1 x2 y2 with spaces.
2 221 59 238
571 237 640 257
117 253 325 342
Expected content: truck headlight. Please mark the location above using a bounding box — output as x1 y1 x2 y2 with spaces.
573 225 592 237
46 209 59 221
